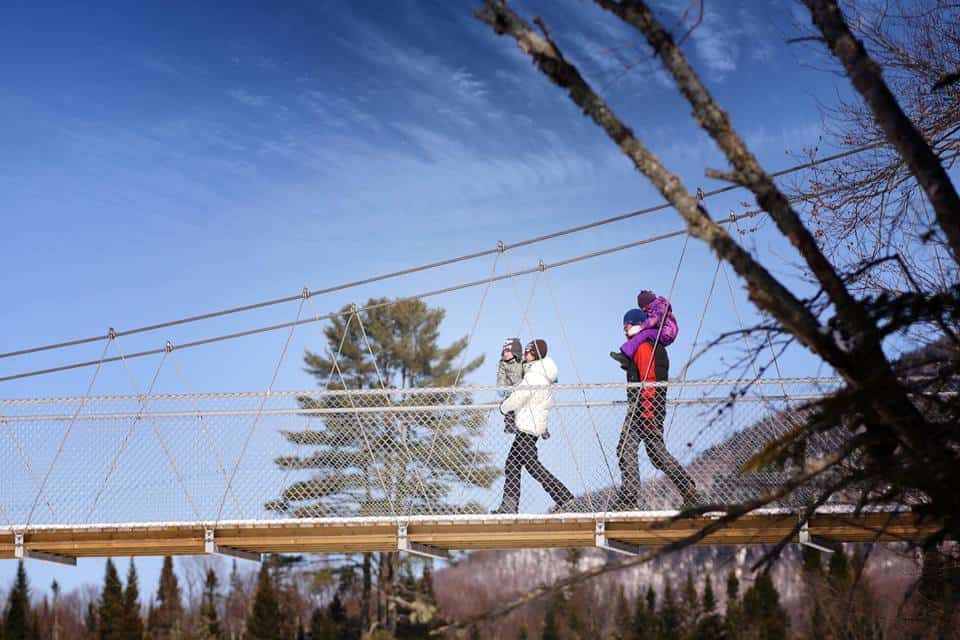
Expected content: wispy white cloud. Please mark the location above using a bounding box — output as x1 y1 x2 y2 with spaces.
689 11 740 76
134 54 181 77
227 89 268 108
451 68 487 99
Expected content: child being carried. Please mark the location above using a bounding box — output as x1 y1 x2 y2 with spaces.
619 289 678 359
496 338 523 433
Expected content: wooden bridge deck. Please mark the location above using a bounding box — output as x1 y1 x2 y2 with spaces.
0 510 935 561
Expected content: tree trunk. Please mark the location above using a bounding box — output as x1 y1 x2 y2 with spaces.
361 552 372 635
385 552 398 635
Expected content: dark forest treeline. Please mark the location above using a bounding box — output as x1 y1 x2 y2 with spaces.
0 545 957 639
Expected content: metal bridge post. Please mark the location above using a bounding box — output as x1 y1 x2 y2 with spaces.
14 532 76 566
204 529 261 562
595 521 641 556
797 518 838 554
397 524 450 560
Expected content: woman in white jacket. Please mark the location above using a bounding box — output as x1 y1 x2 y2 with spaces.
493 339 574 513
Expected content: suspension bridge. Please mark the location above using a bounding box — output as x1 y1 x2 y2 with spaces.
0 144 938 565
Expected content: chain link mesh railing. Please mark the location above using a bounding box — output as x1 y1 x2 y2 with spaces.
0 379 847 528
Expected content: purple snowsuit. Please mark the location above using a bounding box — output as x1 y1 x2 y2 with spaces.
620 295 678 356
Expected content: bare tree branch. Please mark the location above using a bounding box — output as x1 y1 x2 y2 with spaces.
932 70 960 90
475 0 847 368
803 0 960 263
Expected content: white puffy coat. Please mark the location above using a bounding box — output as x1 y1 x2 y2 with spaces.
499 356 558 437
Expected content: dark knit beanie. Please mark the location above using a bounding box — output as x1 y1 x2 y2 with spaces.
525 339 548 360
623 308 647 326
637 290 657 308
502 337 522 359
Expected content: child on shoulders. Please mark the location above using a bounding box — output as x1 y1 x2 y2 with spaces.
619 289 678 358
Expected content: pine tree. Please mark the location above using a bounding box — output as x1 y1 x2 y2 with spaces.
703 575 717 614
541 591 562 640
696 576 724 640
148 557 183 640
4 561 31 640
827 546 850 590
680 572 700 634
122 560 144 638
724 570 742 640
801 545 822 575
634 585 658 640
740 572 788 640
310 607 337 640
328 593 347 633
269 298 496 517
246 565 281 640
199 568 221 639
98 559 126 640
268 299 498 634
658 579 680 640
84 602 98 639
611 585 631 640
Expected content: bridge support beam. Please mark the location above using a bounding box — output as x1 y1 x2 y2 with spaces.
798 519 838 553
595 521 642 556
397 524 450 560
14 533 76 566
204 529 261 562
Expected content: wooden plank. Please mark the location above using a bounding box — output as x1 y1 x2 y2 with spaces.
0 512 942 558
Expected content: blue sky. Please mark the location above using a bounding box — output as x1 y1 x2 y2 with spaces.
1 0 851 593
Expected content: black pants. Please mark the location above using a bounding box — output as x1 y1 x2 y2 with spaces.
499 432 573 510
615 390 696 506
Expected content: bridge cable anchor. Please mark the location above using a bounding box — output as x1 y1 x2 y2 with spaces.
204 529 262 562
595 521 641 557
797 518 837 554
397 524 450 560
14 532 76 566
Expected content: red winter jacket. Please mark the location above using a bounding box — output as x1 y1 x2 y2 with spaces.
629 341 669 425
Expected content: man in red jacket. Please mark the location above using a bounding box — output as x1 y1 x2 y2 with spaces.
611 308 698 510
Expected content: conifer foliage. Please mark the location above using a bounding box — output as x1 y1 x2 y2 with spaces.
199 568 222 640
122 560 144 639
147 556 183 640
3 561 31 640
96 560 125 640
246 564 281 640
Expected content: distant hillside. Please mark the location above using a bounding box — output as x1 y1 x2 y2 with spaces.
433 543 920 638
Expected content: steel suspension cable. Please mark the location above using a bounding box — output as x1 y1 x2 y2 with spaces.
24 337 111 527
0 210 761 385
353 310 433 516
502 256 593 512
84 348 168 523
327 340 400 520
452 251 502 387
0 143 882 362
215 295 306 523
169 349 246 518
113 338 204 523
665 258 723 439
543 270 609 513
272 311 355 512
2 418 58 520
